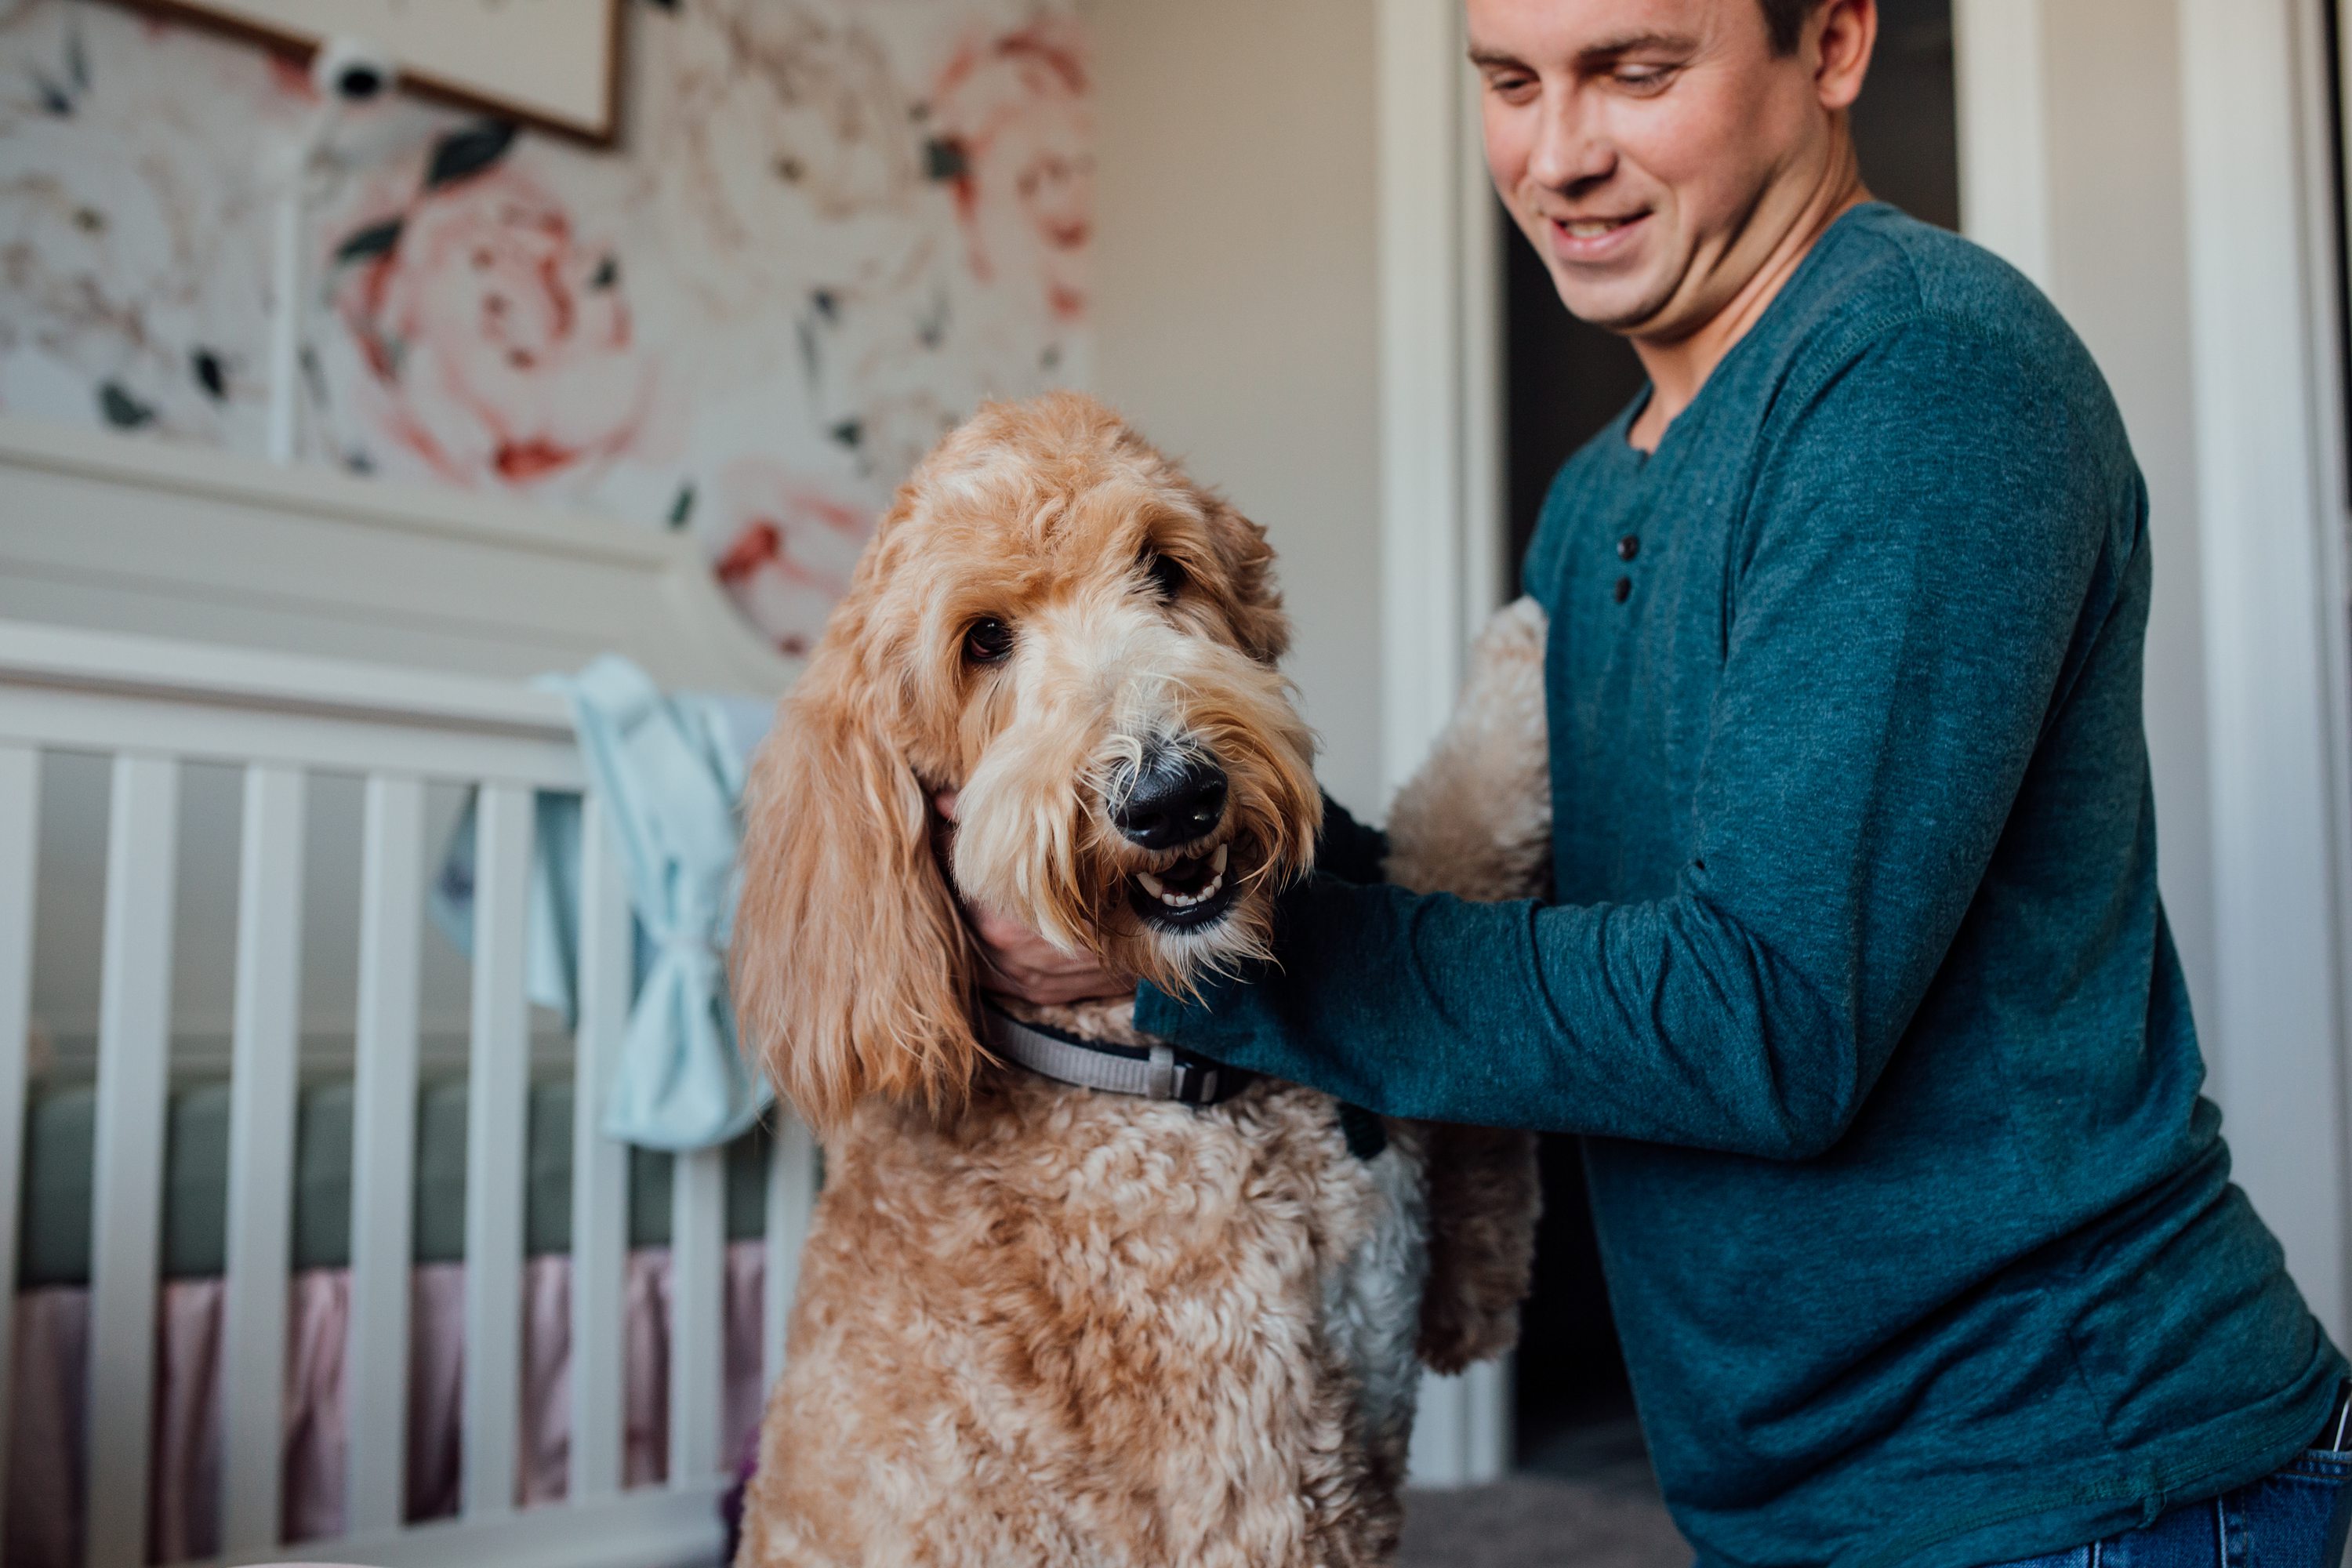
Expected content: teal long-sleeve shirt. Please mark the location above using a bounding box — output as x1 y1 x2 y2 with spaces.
1136 206 2342 1567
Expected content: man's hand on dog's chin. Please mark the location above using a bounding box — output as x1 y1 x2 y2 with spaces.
932 789 1143 1008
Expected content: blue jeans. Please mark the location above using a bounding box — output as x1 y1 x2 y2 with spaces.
1988 1444 2352 1567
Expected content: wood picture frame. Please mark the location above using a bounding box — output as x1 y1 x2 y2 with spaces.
132 0 625 145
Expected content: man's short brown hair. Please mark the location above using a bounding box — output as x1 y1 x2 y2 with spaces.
1759 0 1824 53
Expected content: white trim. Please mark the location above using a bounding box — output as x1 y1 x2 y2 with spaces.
2178 0 2352 1341
1377 0 1471 802
1377 0 1511 807
1952 0 2053 289
0 619 575 738
2321 0 2352 1345
198 1481 727 1568
1377 0 1515 1485
1457 74 1510 638
0 621 590 788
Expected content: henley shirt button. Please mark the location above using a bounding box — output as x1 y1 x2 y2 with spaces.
1613 576 1632 604
1617 535 1640 561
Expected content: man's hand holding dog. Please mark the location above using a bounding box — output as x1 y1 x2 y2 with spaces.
933 789 1140 1007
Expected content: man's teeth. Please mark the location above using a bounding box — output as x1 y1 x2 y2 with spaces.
1137 844 1231 909
1563 217 1631 238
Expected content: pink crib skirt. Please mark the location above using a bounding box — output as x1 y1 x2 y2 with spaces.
5 1242 770 1567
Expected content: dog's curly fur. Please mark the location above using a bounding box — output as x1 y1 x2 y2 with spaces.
731 393 1551 1566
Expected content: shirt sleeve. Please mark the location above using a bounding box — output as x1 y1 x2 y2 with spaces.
1138 318 2115 1157
1313 791 1390 886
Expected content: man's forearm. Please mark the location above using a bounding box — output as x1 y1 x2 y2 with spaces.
1139 873 1859 1156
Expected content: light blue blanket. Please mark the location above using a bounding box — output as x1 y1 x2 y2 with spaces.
434 657 776 1150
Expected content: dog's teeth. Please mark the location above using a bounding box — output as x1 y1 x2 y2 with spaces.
1138 860 1226 916
1210 844 1229 875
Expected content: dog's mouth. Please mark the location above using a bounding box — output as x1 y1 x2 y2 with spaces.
1127 841 1239 931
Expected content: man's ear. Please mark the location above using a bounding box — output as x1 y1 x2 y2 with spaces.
1812 0 1878 111
731 652 982 1138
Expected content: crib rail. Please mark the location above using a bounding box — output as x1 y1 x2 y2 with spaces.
0 619 811 1568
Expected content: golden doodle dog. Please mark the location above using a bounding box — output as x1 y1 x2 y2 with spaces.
731 392 1550 1566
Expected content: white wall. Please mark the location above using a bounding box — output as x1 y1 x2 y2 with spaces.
2038 0 2219 1020
1087 0 1387 816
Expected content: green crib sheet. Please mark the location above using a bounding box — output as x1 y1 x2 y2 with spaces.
16 1074 779 1288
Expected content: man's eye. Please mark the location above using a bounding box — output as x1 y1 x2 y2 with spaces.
1485 72 1538 102
1615 66 1674 91
1143 551 1187 599
964 617 1014 664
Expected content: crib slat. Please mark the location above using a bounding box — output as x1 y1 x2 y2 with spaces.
463 782 535 1518
0 746 38 1532
347 773 425 1534
570 793 631 1500
220 764 307 1552
85 754 180 1568
670 1147 727 1483
763 1112 820 1392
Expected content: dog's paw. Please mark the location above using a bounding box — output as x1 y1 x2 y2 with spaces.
1415 1123 1542 1374
1383 598 1552 902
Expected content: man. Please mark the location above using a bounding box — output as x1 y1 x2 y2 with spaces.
953 1 2352 1562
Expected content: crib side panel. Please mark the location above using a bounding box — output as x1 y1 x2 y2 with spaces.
220 764 308 1552
85 754 180 1568
347 773 426 1534
670 1146 727 1485
0 745 38 1535
571 793 632 1501
462 782 535 1519
763 1113 819 1392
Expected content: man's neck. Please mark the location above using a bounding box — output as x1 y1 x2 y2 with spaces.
1627 166 1871 453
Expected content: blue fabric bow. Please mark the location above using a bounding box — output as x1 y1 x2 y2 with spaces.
431 656 775 1150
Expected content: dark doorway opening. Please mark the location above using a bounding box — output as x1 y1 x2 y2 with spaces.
1504 0 1964 1487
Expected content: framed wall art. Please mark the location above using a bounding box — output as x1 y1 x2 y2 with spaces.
142 0 623 142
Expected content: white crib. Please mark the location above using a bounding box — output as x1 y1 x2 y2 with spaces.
0 418 810 1568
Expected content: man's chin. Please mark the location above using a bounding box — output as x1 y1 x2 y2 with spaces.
1548 270 1676 337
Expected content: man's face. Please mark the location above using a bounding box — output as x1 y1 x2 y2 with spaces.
1472 0 1842 340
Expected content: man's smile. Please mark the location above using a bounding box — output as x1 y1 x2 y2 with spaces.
1544 209 1653 262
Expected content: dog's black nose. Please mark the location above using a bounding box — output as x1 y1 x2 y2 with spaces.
1113 752 1227 850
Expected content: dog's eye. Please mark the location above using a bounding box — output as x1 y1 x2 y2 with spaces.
963 617 1014 665
1143 551 1187 599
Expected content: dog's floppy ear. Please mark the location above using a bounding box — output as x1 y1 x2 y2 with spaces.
732 651 981 1138
1197 492 1290 665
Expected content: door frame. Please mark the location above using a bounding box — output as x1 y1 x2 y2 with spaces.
1377 0 1514 1486
2172 0 2352 1341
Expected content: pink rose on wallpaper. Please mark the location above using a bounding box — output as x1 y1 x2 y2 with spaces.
709 459 873 656
931 20 1092 323
329 125 658 488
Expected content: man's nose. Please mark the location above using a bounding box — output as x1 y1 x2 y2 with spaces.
1526 91 1613 194
1112 749 1228 851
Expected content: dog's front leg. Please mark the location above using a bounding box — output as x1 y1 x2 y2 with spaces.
1379 596 1550 1373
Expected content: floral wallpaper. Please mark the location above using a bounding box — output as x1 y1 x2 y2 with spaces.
0 0 1091 655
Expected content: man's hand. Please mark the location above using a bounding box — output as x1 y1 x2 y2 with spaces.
934 790 1141 1007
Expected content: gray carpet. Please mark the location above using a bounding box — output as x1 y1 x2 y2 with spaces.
1398 1412 1690 1568
1398 1477 1689 1568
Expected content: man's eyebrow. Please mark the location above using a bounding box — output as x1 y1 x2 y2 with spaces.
1467 31 1699 71
1575 31 1700 64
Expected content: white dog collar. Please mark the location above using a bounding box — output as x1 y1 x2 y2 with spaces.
978 1004 1249 1105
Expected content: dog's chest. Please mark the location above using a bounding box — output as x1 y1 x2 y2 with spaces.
1319 1127 1431 1457
826 1076 1431 1429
